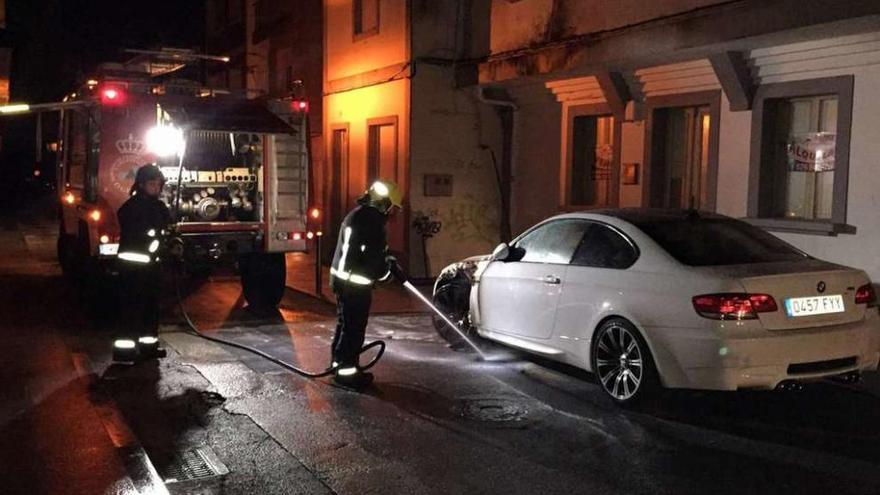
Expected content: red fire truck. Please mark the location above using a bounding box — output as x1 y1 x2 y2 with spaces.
8 51 318 310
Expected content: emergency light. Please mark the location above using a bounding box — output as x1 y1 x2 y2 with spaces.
146 125 185 157
100 86 126 105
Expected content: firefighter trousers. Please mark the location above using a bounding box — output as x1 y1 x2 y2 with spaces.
331 282 373 368
117 261 162 342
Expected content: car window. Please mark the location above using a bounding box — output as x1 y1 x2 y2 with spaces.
572 223 638 269
513 219 589 264
634 218 808 266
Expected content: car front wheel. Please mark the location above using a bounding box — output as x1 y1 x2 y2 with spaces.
591 318 659 406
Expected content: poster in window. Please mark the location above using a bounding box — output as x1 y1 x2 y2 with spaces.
786 132 835 172
590 144 614 180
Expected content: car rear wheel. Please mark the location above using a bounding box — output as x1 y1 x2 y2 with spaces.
591 318 659 406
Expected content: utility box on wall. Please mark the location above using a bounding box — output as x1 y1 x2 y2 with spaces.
424 174 453 197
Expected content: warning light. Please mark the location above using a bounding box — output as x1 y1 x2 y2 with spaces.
292 232 303 241
33 169 41 177
309 208 321 219
89 209 102 222
306 232 315 240
291 100 309 112
63 192 76 205
100 235 110 244
101 86 125 105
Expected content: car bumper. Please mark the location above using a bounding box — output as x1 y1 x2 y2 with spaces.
648 309 880 391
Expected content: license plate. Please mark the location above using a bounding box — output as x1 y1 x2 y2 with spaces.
99 243 119 256
784 295 845 317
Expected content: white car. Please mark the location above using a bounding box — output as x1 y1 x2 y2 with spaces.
432 210 880 406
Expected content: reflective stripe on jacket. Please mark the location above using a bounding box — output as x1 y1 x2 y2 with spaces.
330 203 389 287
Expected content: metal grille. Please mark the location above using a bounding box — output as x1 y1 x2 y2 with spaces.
160 447 229 483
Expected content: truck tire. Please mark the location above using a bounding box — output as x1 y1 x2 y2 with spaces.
57 228 77 279
239 252 286 311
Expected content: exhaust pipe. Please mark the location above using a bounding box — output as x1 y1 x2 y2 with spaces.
830 371 862 384
775 380 805 392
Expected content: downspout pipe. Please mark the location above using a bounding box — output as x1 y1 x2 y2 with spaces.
476 86 517 243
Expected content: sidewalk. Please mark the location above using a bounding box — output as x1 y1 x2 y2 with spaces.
285 252 433 314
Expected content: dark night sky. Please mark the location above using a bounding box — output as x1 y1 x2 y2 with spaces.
7 0 206 102
0 1 206 207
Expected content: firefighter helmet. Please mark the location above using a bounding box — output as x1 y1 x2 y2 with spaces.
130 164 165 195
366 180 402 213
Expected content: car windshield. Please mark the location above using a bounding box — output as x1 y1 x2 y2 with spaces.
633 218 808 266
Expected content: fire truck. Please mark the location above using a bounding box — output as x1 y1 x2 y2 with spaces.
7 50 318 310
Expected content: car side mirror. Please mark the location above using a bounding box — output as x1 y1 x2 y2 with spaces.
491 242 511 261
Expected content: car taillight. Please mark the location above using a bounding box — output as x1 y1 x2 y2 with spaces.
692 293 778 320
855 284 877 307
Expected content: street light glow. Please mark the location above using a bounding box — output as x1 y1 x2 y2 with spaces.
0 104 31 114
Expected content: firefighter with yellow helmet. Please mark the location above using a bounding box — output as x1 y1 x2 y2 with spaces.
329 179 404 389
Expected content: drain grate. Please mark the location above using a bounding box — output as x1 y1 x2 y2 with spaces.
458 396 529 423
160 447 229 483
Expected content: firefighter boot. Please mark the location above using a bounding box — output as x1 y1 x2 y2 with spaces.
112 339 139 363
137 336 167 360
333 367 374 391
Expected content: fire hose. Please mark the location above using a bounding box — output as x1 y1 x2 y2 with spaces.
170 262 386 379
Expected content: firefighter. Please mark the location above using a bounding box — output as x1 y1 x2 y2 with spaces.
329 179 404 389
112 164 176 362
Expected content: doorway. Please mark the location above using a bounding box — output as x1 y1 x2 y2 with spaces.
328 126 349 257
367 116 404 256
646 92 720 211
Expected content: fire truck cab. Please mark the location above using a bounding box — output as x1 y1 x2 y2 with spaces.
55 59 314 310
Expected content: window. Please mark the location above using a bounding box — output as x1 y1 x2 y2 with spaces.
570 114 615 206
66 109 88 188
354 0 379 39
748 76 854 234
766 95 837 220
571 223 638 269
513 220 589 264
634 217 807 266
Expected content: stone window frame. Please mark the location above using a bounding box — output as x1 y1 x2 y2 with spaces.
353 0 380 41
746 75 855 236
561 103 623 210
642 90 722 212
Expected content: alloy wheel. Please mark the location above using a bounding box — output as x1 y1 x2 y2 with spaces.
595 324 644 401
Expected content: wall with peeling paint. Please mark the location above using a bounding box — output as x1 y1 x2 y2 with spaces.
489 0 732 54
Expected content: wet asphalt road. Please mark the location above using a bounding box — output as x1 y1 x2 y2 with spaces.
3 204 880 494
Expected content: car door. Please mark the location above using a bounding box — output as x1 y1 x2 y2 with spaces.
479 219 590 340
554 222 640 349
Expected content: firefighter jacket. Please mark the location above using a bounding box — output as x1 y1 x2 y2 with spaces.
330 203 390 287
117 193 172 264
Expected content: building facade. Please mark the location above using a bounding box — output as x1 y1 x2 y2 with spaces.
323 0 501 276
474 0 880 282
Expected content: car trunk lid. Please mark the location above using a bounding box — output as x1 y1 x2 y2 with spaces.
704 260 869 330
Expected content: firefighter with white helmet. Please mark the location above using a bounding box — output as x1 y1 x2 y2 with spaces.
329 179 404 389
112 164 178 362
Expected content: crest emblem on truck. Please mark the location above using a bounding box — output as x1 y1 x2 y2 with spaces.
108 134 147 201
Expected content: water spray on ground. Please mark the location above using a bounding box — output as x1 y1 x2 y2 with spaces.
402 281 488 360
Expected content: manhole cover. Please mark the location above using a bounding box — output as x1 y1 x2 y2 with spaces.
160 447 229 484
458 397 529 423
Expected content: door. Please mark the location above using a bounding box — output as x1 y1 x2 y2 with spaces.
328 127 349 254
554 223 640 353
479 219 590 340
651 106 711 209
367 117 403 255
